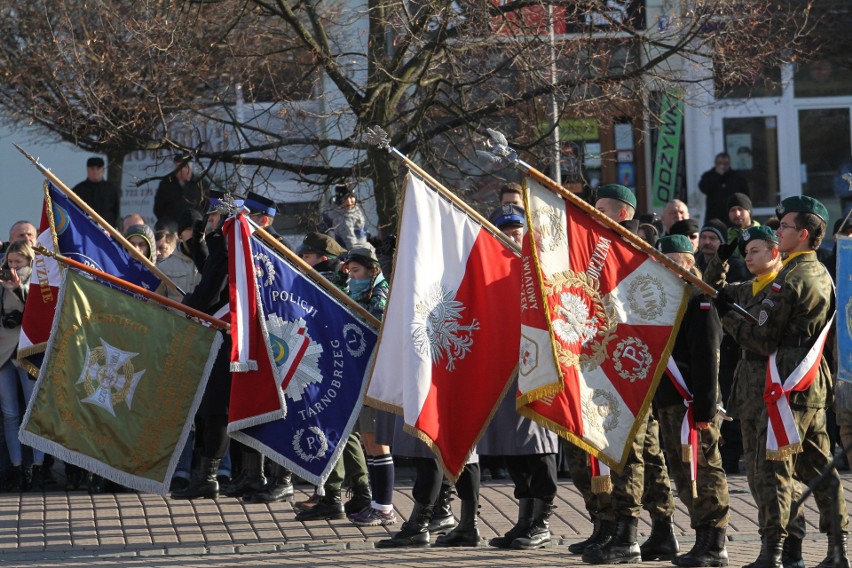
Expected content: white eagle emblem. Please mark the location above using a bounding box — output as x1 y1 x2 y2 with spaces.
552 292 598 347
264 315 324 402
412 283 480 372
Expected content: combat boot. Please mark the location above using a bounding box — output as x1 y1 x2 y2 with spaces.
428 482 457 534
294 492 345 521
489 498 533 549
344 484 372 517
569 517 615 554
582 516 641 564
376 502 432 548
781 535 804 568
244 463 293 503
171 457 220 500
743 536 782 568
221 451 265 498
815 532 850 568
640 515 679 561
675 526 728 567
511 498 554 550
435 499 479 547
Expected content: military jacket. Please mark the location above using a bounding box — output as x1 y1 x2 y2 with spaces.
720 252 833 410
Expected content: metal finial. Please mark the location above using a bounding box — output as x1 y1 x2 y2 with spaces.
482 128 518 165
216 193 246 216
364 126 391 150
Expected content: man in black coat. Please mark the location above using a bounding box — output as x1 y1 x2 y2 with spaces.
698 152 749 225
154 155 209 229
72 157 121 228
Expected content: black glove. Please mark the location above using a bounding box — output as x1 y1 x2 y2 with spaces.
713 289 734 318
717 239 738 262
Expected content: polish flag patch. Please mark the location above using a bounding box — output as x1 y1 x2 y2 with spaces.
771 282 782 292
700 301 712 310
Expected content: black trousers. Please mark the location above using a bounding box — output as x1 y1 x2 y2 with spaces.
505 453 558 501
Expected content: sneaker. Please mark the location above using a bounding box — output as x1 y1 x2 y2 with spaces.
349 506 397 527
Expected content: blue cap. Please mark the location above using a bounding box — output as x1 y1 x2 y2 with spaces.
488 204 525 229
244 191 277 216
207 190 244 213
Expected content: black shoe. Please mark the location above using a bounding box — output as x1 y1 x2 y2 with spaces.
245 479 295 503
743 537 782 568
7 466 22 493
169 477 190 493
427 482 456 534
490 498 533 549
640 515 678 561
780 535 804 568
510 499 554 550
64 464 83 491
582 516 641 564
222 451 265 498
376 503 432 548
29 465 44 492
344 485 372 517
569 517 615 554
815 532 850 568
88 474 105 495
434 500 479 547
295 496 345 521
674 526 728 567
171 457 220 500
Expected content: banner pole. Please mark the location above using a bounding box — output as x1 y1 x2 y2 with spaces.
14 144 184 296
38 247 229 331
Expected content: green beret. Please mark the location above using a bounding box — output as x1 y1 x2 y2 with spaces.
656 234 694 255
596 184 637 209
775 195 828 223
738 225 779 255
299 232 345 258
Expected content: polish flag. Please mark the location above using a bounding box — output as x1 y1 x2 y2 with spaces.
517 177 688 471
366 173 520 480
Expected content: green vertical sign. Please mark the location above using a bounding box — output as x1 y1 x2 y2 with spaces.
652 92 684 208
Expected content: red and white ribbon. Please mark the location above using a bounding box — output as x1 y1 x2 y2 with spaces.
764 315 833 459
665 356 698 497
225 214 259 372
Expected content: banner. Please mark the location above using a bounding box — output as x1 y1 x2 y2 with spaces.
19 182 161 374
20 270 221 495
838 238 852 383
227 223 378 486
651 91 684 208
518 177 688 471
366 173 519 480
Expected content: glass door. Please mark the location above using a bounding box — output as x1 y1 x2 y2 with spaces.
722 116 780 209
797 107 852 223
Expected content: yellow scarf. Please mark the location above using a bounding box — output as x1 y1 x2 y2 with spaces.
752 271 778 296
780 250 813 269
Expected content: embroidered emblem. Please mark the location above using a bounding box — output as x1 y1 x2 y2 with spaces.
519 334 539 376
292 426 329 462
758 310 769 326
265 315 324 402
77 339 145 417
612 337 653 383
342 323 367 358
412 283 480 372
530 203 566 253
253 251 276 286
627 275 667 320
582 389 621 434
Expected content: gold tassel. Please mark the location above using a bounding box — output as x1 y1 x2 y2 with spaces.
591 475 612 494
681 444 693 463
766 443 803 461
691 480 698 500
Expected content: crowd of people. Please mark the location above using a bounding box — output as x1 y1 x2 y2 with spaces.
0 152 849 568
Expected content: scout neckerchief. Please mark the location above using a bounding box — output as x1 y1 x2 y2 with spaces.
665 357 698 498
751 270 778 296
763 251 833 459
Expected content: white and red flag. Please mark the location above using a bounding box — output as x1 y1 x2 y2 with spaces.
517 177 688 471
366 173 520 480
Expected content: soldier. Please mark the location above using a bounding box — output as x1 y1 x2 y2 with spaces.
718 196 849 568
654 235 730 567
579 184 678 563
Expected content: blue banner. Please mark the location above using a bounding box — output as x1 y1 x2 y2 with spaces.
50 182 162 291
229 234 377 485
838 238 852 383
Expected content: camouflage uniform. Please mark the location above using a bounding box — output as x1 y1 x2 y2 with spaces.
721 251 848 541
655 287 729 530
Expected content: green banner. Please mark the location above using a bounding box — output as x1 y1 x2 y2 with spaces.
21 270 222 495
651 92 684 208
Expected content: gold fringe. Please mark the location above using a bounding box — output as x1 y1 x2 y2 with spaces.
691 480 698 500
591 475 612 494
681 444 693 463
16 343 47 377
361 395 404 417
766 443 803 461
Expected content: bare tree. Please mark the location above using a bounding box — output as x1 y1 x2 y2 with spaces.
0 0 814 233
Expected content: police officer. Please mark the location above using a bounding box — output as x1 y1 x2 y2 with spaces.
655 235 730 567
719 196 849 568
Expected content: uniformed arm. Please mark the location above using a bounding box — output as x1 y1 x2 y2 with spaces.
182 232 227 313
721 270 801 357
702 255 728 288
691 297 723 423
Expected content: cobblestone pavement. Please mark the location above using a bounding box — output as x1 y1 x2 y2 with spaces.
0 469 845 567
